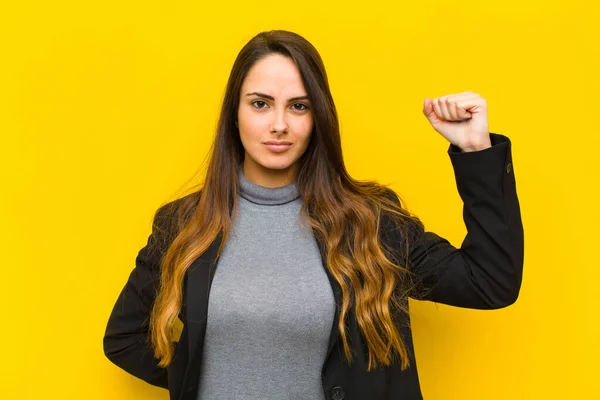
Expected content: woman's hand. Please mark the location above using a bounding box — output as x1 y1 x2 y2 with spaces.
422 91 491 152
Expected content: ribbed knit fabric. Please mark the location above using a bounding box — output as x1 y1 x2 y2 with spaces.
196 168 335 400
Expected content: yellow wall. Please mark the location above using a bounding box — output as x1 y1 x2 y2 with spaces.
2 1 598 398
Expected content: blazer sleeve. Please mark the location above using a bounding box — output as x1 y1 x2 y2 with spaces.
399 132 524 309
103 203 174 389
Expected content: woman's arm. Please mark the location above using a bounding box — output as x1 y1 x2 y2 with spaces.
103 204 173 389
400 132 524 309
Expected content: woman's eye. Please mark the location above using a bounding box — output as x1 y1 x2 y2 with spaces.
252 100 268 109
292 103 309 111
251 101 309 111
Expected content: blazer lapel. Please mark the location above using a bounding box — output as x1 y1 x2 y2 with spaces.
185 231 224 360
313 232 343 367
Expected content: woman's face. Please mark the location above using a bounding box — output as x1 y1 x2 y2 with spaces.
237 53 314 187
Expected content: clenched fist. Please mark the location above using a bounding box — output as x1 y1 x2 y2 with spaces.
423 91 492 152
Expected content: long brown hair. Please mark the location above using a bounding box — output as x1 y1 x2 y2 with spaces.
149 29 425 372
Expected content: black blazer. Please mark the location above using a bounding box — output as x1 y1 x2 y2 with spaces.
103 132 524 400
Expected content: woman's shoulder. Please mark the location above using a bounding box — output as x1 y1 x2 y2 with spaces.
152 189 202 236
377 186 425 242
156 189 202 216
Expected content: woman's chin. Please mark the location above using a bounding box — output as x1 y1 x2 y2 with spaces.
257 157 297 171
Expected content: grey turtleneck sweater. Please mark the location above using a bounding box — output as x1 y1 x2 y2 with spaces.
196 168 335 400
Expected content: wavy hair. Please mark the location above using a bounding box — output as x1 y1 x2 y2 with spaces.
148 29 425 372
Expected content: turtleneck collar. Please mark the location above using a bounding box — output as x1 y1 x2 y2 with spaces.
239 168 300 206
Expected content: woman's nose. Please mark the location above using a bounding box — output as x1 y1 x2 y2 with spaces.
270 111 289 133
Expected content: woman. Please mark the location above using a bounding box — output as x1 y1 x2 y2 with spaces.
103 30 523 400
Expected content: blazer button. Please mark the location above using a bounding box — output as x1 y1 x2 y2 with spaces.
506 162 512 174
330 386 345 400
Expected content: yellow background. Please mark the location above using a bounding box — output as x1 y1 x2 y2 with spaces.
2 0 598 398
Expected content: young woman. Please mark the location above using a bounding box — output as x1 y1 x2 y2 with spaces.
103 30 524 400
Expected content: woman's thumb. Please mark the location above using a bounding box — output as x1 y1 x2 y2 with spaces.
422 98 436 121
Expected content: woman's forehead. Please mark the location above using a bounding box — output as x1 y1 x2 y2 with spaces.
242 55 305 95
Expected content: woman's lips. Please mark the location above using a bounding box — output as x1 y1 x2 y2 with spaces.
264 143 292 153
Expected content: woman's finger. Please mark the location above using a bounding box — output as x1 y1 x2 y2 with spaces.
432 98 444 120
453 96 487 117
435 97 451 121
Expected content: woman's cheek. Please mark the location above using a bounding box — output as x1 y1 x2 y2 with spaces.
254 118 272 134
295 117 313 136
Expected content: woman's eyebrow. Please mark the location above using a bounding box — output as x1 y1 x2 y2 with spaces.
245 92 309 102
